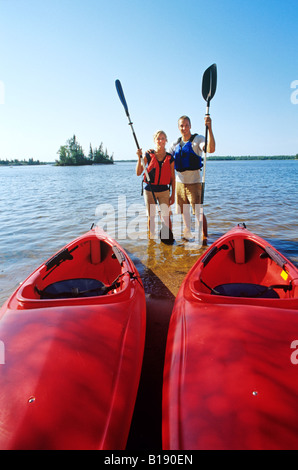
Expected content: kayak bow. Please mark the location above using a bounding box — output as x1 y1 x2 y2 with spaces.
0 226 146 450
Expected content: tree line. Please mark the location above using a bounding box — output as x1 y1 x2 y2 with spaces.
56 135 114 166
1 150 297 166
207 155 298 161
0 158 42 166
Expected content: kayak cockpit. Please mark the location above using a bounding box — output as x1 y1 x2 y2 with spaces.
14 234 134 308
190 233 298 302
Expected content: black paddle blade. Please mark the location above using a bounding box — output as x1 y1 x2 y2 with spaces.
160 223 175 245
115 79 129 116
202 64 217 104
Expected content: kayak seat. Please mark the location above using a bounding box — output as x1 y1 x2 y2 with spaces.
213 283 280 299
38 278 107 299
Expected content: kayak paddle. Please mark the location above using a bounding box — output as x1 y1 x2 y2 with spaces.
199 63 217 246
115 79 174 245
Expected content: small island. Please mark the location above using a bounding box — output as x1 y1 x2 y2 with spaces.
0 135 114 166
56 135 114 166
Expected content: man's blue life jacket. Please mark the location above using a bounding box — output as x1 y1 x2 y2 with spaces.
174 133 203 172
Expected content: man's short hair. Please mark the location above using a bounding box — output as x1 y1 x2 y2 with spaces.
178 115 191 126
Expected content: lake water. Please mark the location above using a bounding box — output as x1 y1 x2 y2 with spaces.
1 160 297 306
0 160 297 449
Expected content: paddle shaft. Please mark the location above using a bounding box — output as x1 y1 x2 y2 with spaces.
115 80 162 214
201 63 217 205
199 64 217 246
128 117 160 208
115 79 175 244
201 100 210 204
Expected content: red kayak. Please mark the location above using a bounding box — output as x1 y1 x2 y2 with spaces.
0 227 146 450
163 224 298 450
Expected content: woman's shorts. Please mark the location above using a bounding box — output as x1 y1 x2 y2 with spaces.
176 182 202 214
144 189 171 218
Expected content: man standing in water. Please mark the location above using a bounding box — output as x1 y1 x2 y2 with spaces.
170 115 215 243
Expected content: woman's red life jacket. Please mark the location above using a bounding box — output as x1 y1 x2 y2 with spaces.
143 151 172 186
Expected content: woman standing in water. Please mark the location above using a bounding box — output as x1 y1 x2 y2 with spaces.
136 130 175 238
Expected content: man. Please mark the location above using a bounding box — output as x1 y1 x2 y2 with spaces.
169 115 215 243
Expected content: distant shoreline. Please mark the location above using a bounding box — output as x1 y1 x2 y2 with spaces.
1 155 297 166
115 155 298 162
206 155 298 161
0 161 113 167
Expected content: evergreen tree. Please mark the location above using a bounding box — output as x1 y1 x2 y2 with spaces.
57 145 69 165
88 144 94 162
56 135 113 165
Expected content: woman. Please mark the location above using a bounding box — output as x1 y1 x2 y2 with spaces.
136 130 175 238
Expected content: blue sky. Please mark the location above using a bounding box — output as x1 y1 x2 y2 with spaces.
0 0 297 162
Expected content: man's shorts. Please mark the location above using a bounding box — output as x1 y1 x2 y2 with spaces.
176 182 202 214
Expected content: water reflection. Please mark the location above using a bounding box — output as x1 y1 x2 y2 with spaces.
120 229 206 297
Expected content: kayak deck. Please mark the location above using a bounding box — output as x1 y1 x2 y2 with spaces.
163 301 298 450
